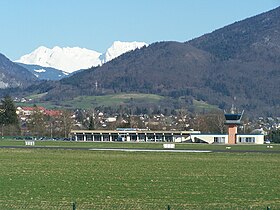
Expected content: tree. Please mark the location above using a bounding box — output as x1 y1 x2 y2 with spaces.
88 116 95 130
190 111 226 133
268 129 280 143
0 96 20 136
190 114 209 132
27 105 47 137
0 96 19 125
205 111 226 133
175 108 190 130
57 110 74 138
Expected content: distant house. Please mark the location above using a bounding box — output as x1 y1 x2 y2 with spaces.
44 110 61 117
17 106 61 120
106 117 117 122
17 106 46 116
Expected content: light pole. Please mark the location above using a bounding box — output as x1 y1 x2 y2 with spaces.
0 108 5 138
1 123 4 138
50 121 53 139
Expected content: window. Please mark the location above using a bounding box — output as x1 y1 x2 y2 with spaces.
214 137 225 143
239 137 255 143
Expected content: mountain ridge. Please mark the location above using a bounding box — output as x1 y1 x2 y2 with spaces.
42 6 280 116
2 7 280 117
16 41 148 74
0 53 37 89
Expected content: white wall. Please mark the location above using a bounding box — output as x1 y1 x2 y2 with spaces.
190 134 228 144
236 134 264 144
190 134 264 144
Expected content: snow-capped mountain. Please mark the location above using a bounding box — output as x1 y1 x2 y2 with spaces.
16 41 148 75
15 46 102 74
102 41 148 63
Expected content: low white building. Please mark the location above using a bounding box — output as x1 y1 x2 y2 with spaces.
190 133 264 144
190 134 229 144
236 134 264 144
106 117 117 122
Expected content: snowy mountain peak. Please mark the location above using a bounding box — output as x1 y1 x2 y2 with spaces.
16 46 102 73
15 41 148 73
104 41 148 63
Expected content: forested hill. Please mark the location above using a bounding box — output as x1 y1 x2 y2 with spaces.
189 6 280 61
0 53 37 88
57 41 215 97
187 6 280 115
15 6 280 116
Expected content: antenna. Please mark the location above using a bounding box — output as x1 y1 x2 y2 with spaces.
95 81 98 90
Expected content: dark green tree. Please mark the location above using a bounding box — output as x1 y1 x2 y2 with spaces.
268 129 280 143
0 96 20 136
88 116 95 130
0 96 19 125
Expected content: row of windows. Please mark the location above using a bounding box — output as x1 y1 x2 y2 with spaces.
214 136 256 143
238 137 255 143
214 137 225 143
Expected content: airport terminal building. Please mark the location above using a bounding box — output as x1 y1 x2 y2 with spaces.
70 107 264 144
70 129 200 143
70 129 264 144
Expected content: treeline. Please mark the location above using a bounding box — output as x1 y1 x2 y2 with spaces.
0 96 73 138
24 106 73 138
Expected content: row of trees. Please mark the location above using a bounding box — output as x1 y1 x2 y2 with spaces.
77 108 228 133
25 106 73 138
0 96 73 137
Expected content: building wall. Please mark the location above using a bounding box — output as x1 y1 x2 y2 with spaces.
236 134 264 144
70 130 200 142
190 134 229 144
190 134 264 144
228 125 237 144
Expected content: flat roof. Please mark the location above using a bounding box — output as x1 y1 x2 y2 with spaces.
71 130 200 134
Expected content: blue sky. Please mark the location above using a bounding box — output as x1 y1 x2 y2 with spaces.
0 0 279 60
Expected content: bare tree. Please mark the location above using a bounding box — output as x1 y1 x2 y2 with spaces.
27 106 47 137
206 111 226 133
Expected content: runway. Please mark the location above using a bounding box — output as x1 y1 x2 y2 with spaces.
0 145 280 153
88 148 212 153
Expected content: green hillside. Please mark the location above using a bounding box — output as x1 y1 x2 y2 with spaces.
59 93 165 109
17 93 165 110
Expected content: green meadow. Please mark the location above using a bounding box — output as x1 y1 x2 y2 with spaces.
0 144 280 209
17 93 219 112
17 93 165 110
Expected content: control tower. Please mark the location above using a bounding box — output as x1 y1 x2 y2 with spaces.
224 105 244 144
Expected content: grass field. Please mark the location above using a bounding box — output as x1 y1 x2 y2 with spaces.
16 93 165 110
61 94 165 109
17 93 220 112
192 99 219 112
0 142 280 209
